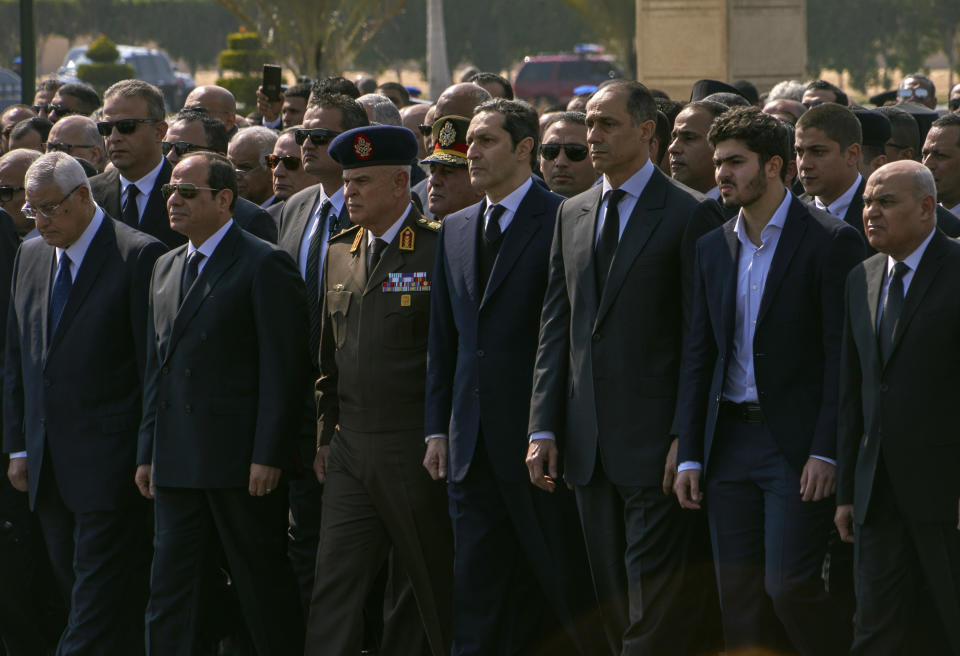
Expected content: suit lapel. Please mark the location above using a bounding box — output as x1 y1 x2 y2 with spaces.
595 170 667 327
166 225 242 357
481 191 542 309
140 160 171 232
39 248 55 360
47 218 113 355
863 255 886 365
102 170 122 218
842 178 866 232
460 203 482 305
885 230 948 365
719 221 740 352
757 197 806 325
572 187 601 313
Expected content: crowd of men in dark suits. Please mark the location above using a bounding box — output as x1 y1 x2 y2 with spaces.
0 65 959 656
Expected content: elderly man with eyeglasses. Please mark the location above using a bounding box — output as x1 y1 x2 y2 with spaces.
264 128 319 224
46 115 107 173
228 126 277 207
5 151 166 654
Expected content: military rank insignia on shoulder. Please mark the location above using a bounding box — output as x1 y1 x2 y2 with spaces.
417 216 441 232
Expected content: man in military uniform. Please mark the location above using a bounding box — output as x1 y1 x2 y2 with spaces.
422 114 482 219
305 125 452 656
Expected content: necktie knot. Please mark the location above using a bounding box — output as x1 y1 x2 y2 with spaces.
484 204 506 244
180 250 205 304
891 261 909 281
605 188 627 208
321 201 337 236
367 237 388 279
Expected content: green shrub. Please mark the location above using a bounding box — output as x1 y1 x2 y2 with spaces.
86 35 120 63
77 62 136 90
217 48 271 74
216 76 259 111
226 32 261 51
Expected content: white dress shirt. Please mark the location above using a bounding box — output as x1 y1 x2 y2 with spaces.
814 173 862 219
483 177 533 235
187 218 234 271
119 158 165 223
9 206 105 460
297 187 345 282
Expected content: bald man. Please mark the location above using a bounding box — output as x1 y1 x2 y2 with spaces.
47 115 106 172
837 160 960 655
184 85 238 138
434 83 492 120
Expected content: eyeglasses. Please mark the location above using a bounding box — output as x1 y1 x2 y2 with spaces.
233 162 265 176
162 141 205 157
540 143 589 162
897 87 930 100
950 98 960 111
97 119 157 136
0 185 25 203
47 141 97 154
32 103 52 114
294 128 340 146
21 183 82 220
417 124 432 137
161 183 221 200
266 154 302 171
49 105 77 117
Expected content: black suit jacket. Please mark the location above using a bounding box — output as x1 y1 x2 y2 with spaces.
935 205 960 237
838 230 960 524
90 159 180 248
4 214 165 512
425 183 563 483
528 168 705 487
676 195 865 474
137 224 308 488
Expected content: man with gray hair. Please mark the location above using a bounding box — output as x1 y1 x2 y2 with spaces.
837 159 960 654
357 93 403 126
47 115 107 173
4 151 165 653
228 126 277 207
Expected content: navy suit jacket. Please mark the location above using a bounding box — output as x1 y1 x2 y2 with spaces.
425 182 563 483
676 194 865 475
3 215 165 512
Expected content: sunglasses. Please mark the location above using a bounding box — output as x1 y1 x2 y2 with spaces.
32 103 52 113
161 183 222 200
49 105 77 117
950 98 960 111
162 141 205 157
266 154 301 171
97 118 157 136
47 141 96 154
0 185 25 203
417 124 432 137
294 128 340 146
897 87 929 99
21 183 82 220
540 143 589 162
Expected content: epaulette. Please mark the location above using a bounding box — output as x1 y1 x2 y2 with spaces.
417 216 441 232
332 224 361 242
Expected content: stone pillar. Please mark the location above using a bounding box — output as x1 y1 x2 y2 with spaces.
636 0 806 100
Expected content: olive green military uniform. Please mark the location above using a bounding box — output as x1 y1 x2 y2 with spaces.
306 207 452 656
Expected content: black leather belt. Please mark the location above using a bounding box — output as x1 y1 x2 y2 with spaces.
720 401 764 424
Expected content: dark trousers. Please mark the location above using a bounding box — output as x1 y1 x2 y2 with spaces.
305 427 452 656
706 411 846 656
146 484 303 656
34 462 151 656
447 434 603 656
852 460 960 655
575 461 719 656
287 471 323 616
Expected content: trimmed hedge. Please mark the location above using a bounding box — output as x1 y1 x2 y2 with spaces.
216 76 258 111
77 62 135 89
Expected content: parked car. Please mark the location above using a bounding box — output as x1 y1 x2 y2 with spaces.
57 45 194 110
0 68 22 111
513 45 625 107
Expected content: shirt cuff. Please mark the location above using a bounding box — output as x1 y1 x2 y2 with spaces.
425 434 447 444
678 461 702 472
529 431 555 442
8 451 26 459
810 455 836 466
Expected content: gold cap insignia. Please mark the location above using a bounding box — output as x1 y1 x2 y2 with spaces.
438 120 456 148
353 134 372 159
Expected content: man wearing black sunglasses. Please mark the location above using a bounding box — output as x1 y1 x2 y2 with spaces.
1 104 35 154
539 111 597 198
0 148 42 237
265 129 318 224
276 92 368 615
897 73 937 111
49 83 101 124
89 80 180 248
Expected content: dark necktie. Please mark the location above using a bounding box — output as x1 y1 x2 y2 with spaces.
306 201 333 362
367 238 387 280
484 204 506 244
121 184 140 226
595 188 626 296
180 251 205 305
48 253 72 340
878 261 908 364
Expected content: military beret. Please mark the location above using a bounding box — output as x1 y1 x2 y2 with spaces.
328 125 419 169
854 109 892 146
690 79 745 102
421 115 470 168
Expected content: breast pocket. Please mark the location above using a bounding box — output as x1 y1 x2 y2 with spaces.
383 296 429 350
326 290 353 349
